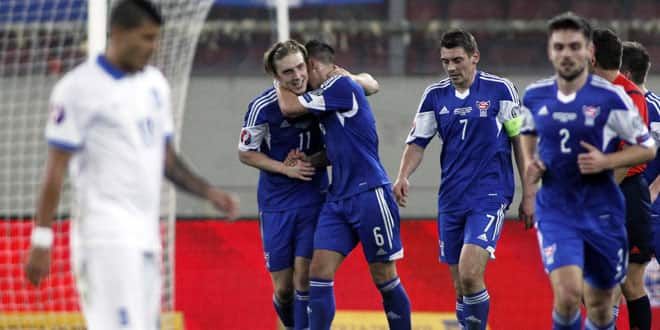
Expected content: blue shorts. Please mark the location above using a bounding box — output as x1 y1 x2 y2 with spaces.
438 203 508 265
259 204 321 272
536 219 628 289
314 185 403 263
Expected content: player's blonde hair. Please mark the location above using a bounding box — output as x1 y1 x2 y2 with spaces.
263 40 308 77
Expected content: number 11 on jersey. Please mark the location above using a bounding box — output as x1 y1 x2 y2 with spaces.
298 131 311 151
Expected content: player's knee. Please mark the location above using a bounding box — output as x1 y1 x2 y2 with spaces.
584 299 612 324
274 285 294 303
458 272 484 293
553 283 582 311
621 263 648 298
293 270 310 291
309 258 334 280
368 262 397 284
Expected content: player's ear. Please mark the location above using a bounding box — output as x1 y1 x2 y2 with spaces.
472 51 480 65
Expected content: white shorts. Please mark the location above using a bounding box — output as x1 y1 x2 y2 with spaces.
73 244 162 330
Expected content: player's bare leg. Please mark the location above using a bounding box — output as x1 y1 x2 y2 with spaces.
449 265 465 328
270 268 295 328
584 282 615 328
550 265 583 329
457 244 490 330
620 262 651 330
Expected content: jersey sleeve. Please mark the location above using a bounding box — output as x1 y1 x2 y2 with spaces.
238 100 270 152
496 80 523 137
297 76 355 114
648 97 660 145
519 92 537 135
629 90 649 125
606 107 654 149
45 78 87 152
405 88 437 148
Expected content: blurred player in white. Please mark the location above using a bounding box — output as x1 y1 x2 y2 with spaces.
23 1 239 329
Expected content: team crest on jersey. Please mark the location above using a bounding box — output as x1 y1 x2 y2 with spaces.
543 243 557 265
49 104 66 124
476 101 490 117
454 107 472 116
582 105 600 126
240 129 252 145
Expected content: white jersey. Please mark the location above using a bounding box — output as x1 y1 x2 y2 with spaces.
46 55 174 250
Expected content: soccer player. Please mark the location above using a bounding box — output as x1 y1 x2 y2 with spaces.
592 29 653 330
23 1 239 329
393 29 525 329
277 40 411 330
518 12 655 330
239 39 380 330
621 40 660 266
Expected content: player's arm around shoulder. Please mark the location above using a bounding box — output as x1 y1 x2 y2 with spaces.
277 83 308 118
329 66 379 96
164 143 239 219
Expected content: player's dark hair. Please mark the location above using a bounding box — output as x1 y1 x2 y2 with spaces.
110 0 164 29
305 40 335 64
621 41 650 85
547 12 592 42
440 29 478 55
263 40 308 76
592 28 622 70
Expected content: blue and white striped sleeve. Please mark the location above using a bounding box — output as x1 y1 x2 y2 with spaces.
405 87 437 148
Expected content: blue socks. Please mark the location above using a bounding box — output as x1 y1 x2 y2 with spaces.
456 297 465 328
552 310 581 330
294 290 309 330
309 278 335 330
273 294 294 328
463 289 490 330
585 317 614 330
377 277 412 330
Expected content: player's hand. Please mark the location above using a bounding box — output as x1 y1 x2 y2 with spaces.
525 159 546 184
393 177 410 207
577 141 610 174
207 187 240 220
329 65 349 77
282 157 315 181
24 247 51 286
518 194 536 230
284 149 307 167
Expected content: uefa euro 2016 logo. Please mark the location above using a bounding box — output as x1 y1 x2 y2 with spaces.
240 128 252 145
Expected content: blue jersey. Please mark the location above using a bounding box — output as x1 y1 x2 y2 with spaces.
297 75 390 201
240 87 328 211
521 75 654 228
406 71 522 213
643 91 660 208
